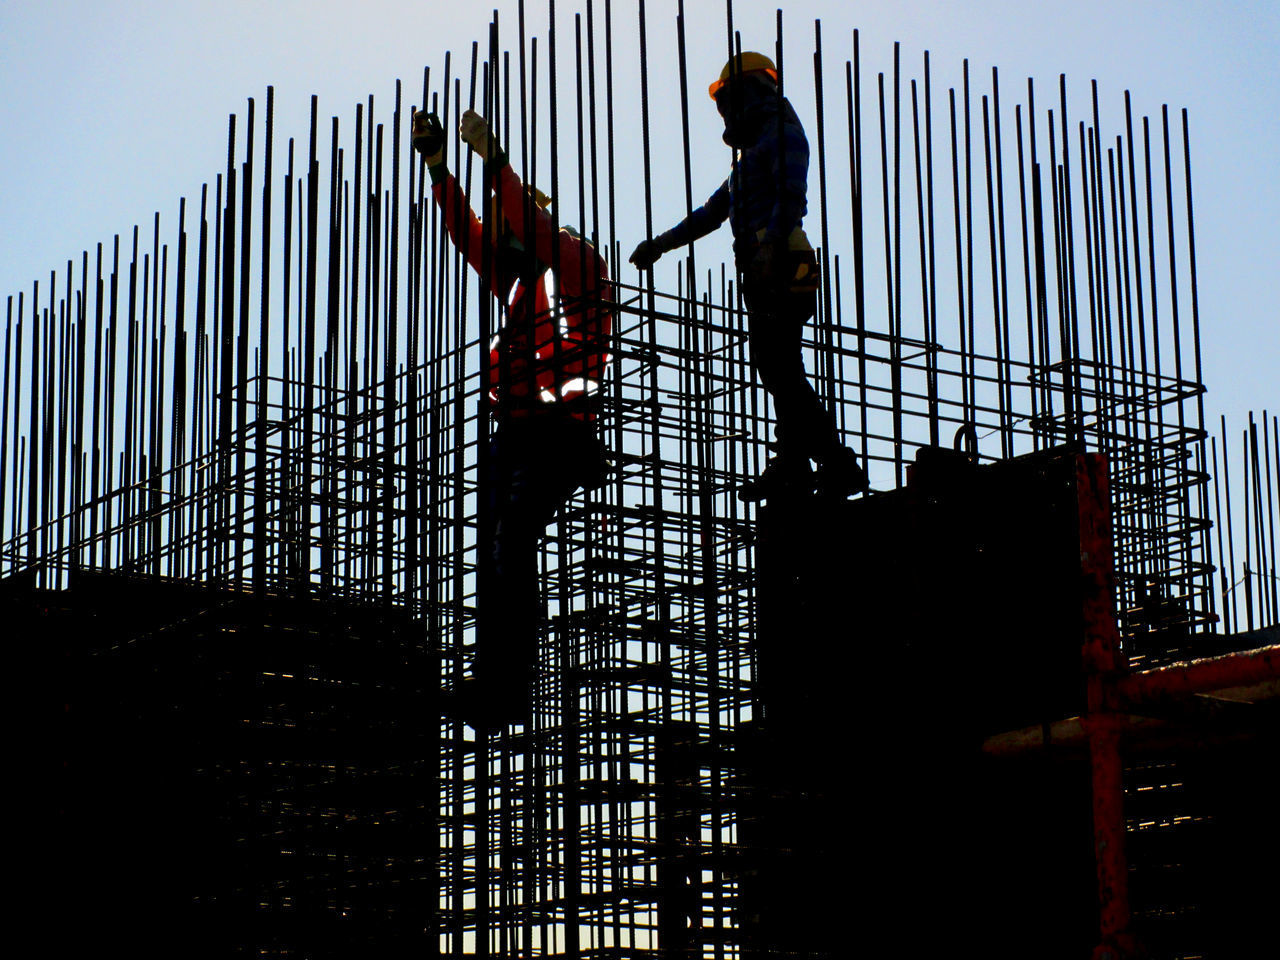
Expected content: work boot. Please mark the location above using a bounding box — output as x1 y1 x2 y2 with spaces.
737 456 814 503
814 446 870 499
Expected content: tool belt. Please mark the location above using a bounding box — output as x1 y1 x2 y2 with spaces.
739 225 820 296
787 246 820 295
742 227 819 299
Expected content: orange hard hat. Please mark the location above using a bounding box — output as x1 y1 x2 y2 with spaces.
708 51 779 99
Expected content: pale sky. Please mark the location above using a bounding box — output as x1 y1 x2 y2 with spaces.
1 0 1275 428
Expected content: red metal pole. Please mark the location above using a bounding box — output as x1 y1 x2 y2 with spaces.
1076 453 1137 959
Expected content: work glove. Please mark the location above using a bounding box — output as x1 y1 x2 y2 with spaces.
629 238 663 270
460 109 496 159
411 111 445 166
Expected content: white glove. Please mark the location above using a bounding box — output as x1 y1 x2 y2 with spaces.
459 110 495 159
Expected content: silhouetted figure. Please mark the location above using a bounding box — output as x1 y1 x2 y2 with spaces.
414 110 612 724
630 52 867 502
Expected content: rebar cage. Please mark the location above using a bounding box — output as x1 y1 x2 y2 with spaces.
4 3 1277 957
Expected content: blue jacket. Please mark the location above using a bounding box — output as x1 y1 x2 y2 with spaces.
657 94 809 262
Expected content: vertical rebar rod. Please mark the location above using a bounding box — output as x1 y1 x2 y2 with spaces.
1 299 12 568
1014 105 1038 449
1271 414 1279 619
948 87 968 438
981 94 1007 458
813 21 836 417
992 69 1013 459
909 76 931 427
876 70 894 459
892 41 903 481
846 36 869 465
1221 416 1239 632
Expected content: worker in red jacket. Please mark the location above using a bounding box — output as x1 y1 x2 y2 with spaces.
413 108 612 724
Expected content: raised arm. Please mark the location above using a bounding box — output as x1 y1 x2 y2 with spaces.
413 110 496 278
491 161 558 271
453 110 610 318
430 169 496 278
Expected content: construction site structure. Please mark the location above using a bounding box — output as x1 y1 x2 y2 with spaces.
4 3 1277 957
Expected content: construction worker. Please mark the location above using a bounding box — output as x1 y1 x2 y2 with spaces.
630 52 867 502
413 108 612 723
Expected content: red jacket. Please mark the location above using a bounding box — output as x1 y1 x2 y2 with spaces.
432 160 612 420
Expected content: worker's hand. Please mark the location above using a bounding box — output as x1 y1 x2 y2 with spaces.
411 111 445 167
459 109 495 159
629 239 663 270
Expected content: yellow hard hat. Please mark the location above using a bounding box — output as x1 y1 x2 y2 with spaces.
708 52 778 99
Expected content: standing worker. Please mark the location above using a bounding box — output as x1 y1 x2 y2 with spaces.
630 52 867 502
413 108 612 724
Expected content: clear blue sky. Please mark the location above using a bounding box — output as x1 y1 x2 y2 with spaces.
1 0 1275 428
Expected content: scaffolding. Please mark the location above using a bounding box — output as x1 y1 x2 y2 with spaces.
4 3 1278 958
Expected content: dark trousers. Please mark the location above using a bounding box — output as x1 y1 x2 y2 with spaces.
741 262 841 465
476 414 601 697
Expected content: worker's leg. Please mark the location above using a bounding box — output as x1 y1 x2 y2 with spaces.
477 418 597 717
741 260 867 500
475 426 514 692
743 281 841 465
